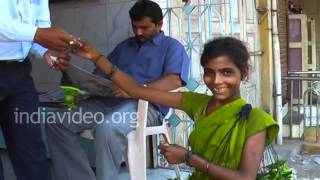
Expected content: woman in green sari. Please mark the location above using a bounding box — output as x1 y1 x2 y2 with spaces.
72 37 279 179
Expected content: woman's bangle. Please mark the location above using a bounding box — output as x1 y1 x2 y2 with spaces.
183 150 194 166
206 161 210 174
93 54 104 64
92 54 118 77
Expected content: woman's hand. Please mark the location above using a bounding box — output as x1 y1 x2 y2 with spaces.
72 41 100 62
44 50 71 71
159 143 187 164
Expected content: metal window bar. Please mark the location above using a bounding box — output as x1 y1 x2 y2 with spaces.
162 1 232 81
282 71 320 141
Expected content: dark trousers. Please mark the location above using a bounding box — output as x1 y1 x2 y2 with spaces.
0 59 50 180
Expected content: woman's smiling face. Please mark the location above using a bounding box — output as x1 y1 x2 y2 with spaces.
203 55 245 104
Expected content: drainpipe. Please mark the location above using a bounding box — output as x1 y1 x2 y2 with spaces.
270 0 283 144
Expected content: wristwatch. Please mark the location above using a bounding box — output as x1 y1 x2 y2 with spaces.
109 64 118 77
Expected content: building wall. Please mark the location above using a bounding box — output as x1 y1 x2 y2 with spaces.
31 0 167 92
259 0 274 114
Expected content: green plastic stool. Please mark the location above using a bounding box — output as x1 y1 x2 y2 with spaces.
60 85 86 109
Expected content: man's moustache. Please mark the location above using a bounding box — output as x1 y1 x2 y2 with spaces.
136 36 147 41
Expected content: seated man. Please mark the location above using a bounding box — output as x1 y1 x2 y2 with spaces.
45 0 190 180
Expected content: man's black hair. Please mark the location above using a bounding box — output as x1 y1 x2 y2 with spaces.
129 0 163 24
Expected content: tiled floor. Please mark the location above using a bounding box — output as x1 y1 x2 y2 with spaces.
0 149 191 180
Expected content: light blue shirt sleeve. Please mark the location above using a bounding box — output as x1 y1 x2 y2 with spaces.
0 0 50 59
30 0 51 57
30 13 51 57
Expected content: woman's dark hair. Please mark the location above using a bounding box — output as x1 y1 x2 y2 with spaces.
129 0 163 24
200 37 250 76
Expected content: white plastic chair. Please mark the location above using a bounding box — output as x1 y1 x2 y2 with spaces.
126 99 181 180
80 97 181 180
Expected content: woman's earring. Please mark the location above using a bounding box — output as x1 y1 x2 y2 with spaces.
241 74 249 82
205 88 209 95
241 76 249 85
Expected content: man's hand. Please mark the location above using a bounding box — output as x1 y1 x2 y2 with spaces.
44 51 71 71
159 143 187 164
112 84 131 98
34 27 74 51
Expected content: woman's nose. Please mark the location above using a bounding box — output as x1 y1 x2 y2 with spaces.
213 74 223 84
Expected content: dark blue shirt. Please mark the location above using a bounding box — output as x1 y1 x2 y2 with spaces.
95 31 190 116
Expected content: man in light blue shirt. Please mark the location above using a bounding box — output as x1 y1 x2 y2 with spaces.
0 0 77 180
46 0 190 180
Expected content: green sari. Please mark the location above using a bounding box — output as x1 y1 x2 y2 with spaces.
182 92 279 180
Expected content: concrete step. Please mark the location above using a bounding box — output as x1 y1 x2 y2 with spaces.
302 141 320 154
